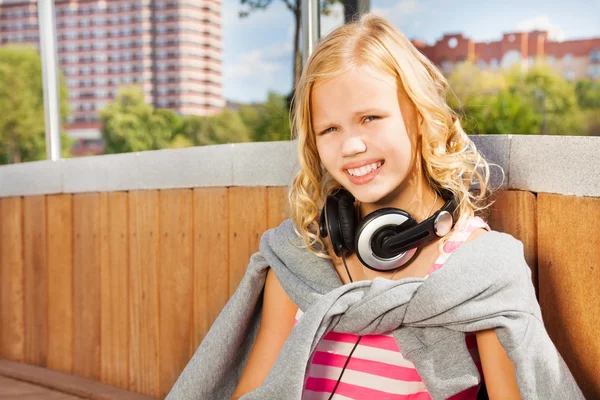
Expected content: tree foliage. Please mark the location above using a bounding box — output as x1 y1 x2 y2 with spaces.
248 91 291 142
178 109 251 146
575 79 600 109
100 86 174 153
0 45 71 164
448 63 591 135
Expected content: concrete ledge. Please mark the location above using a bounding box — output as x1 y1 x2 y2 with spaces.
62 152 141 193
0 160 62 196
0 135 598 198
509 135 600 198
139 144 233 189
232 141 299 186
469 135 510 190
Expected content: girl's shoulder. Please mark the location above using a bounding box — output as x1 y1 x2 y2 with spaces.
444 216 490 249
429 216 490 274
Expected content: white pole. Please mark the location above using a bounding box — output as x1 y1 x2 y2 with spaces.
301 0 320 65
38 0 62 160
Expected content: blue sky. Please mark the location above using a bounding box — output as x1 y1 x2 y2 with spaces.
222 0 600 103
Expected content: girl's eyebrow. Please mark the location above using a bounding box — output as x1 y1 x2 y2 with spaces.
351 108 385 116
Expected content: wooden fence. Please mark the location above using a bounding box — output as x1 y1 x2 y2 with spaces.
0 188 598 399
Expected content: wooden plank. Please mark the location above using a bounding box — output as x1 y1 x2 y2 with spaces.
537 193 600 400
0 375 84 399
99 192 129 389
0 359 154 400
73 194 101 381
47 194 74 374
0 197 24 362
228 187 268 297
192 188 228 351
267 186 290 229
158 189 193 398
0 375 58 397
23 196 48 367
128 191 160 397
486 190 538 291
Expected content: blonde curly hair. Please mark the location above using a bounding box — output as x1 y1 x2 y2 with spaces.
288 13 493 258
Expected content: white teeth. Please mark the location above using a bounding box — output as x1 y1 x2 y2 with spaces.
347 162 382 177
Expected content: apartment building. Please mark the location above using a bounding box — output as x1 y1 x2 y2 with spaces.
0 0 224 144
413 30 600 81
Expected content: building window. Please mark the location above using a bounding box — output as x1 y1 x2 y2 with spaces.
590 49 600 63
563 53 573 64
564 69 575 81
587 64 600 79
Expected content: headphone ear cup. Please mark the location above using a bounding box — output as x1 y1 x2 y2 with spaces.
320 195 345 257
319 207 328 238
336 191 358 253
354 208 418 271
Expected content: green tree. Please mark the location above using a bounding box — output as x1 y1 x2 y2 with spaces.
155 108 183 137
252 91 292 141
179 110 251 146
0 45 71 164
100 86 175 153
575 79 600 109
168 134 195 148
477 88 541 135
238 104 260 138
508 65 582 135
448 63 584 135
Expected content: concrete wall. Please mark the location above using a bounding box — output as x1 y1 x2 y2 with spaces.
0 135 598 198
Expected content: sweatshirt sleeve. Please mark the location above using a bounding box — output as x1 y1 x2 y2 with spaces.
397 231 585 399
507 314 585 399
165 251 269 400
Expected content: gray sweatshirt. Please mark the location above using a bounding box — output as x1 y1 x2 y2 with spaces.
166 219 584 400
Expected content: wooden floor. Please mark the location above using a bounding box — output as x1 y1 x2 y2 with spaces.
0 375 84 399
0 360 154 400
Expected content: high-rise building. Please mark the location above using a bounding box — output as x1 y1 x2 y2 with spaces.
413 30 600 81
0 0 224 148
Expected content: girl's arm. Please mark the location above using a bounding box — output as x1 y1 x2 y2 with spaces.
466 228 521 400
476 329 521 399
231 267 298 399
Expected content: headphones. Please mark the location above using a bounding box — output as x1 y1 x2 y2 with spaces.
319 188 458 272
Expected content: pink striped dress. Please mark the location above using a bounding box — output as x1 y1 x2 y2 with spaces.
296 216 491 400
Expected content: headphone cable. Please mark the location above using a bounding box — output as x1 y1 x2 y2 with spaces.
327 252 363 399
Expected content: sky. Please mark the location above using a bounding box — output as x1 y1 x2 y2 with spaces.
222 0 600 103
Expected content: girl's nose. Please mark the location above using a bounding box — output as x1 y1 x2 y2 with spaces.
341 136 367 157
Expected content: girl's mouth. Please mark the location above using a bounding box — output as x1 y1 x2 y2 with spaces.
344 161 384 185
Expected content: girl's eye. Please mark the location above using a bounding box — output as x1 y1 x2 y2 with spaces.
364 116 380 123
319 127 337 135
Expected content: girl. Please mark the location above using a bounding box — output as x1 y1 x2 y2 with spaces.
167 14 583 400
233 13 505 399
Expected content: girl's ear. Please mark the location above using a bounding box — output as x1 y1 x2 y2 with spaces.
417 112 425 134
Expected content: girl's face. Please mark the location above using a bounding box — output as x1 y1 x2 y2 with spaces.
311 67 416 205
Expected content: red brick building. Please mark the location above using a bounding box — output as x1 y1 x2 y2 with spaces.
413 30 600 81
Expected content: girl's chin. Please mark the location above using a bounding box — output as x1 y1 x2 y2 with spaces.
346 186 393 205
